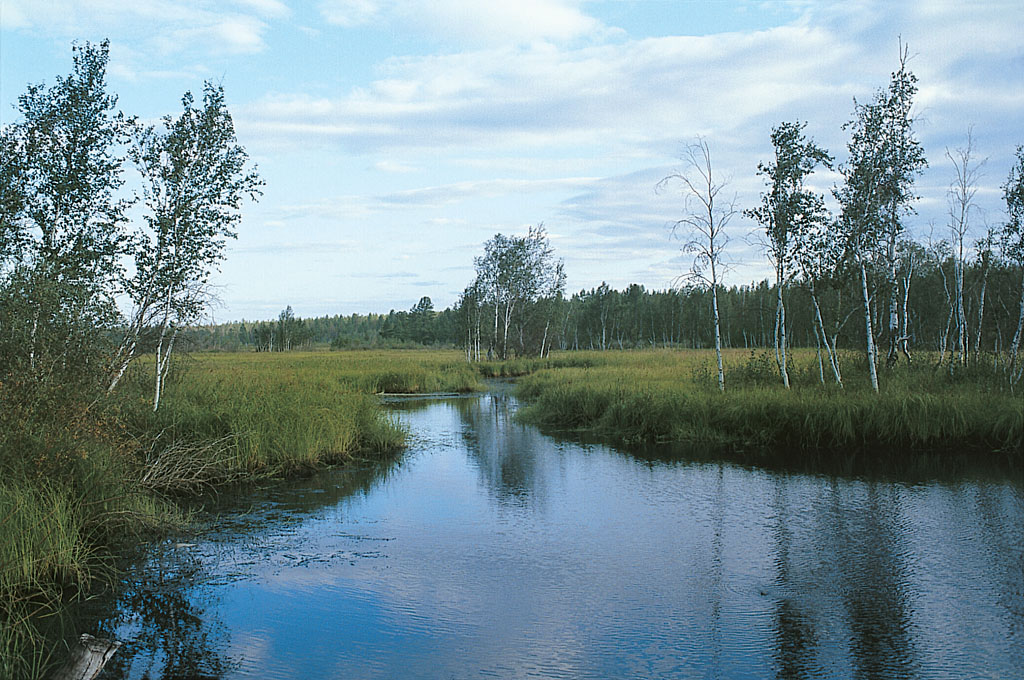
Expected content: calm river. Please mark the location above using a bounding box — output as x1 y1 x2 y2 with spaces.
90 387 1024 679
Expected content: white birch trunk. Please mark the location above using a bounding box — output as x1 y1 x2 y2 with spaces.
814 324 825 385
776 277 790 388
859 259 879 392
899 259 913 364
712 279 724 392
886 235 900 368
1007 271 1024 384
811 287 843 387
973 262 989 354
953 253 968 365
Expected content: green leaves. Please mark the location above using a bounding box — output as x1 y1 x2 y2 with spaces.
128 81 263 330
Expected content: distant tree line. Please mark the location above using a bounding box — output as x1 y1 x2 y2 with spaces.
191 251 1021 365
187 298 460 351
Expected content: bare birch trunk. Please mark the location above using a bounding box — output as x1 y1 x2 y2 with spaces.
811 287 842 387
885 234 900 369
501 300 514 360
936 258 953 366
712 281 724 392
154 326 177 412
974 261 989 354
813 324 825 385
1007 271 1024 384
107 337 137 393
776 278 790 388
860 259 879 392
953 253 968 366
899 261 913 363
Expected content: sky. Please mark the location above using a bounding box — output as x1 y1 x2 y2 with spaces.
1 0 1022 321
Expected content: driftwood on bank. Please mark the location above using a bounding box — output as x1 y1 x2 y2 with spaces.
51 634 120 680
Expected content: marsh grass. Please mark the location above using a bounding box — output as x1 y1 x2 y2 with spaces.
1 349 478 677
515 349 1023 458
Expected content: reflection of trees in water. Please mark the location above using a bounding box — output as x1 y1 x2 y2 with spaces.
81 456 401 679
455 393 550 506
91 546 232 680
769 480 818 680
764 477 924 679
836 484 918 680
708 464 724 673
973 486 1024 647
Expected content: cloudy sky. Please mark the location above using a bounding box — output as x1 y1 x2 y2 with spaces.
2 1 1022 320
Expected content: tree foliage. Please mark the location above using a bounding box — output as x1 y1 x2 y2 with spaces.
835 44 927 389
747 121 831 387
0 40 128 389
460 225 566 359
112 83 263 407
0 41 260 409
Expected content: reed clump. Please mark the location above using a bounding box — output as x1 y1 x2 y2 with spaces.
515 349 1023 458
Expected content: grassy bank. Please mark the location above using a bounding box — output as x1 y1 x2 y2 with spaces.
0 349 479 678
123 350 482 475
515 349 1023 459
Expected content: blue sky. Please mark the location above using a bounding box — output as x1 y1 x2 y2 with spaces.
2 0 1022 321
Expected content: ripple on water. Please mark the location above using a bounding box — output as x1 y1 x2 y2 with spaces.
90 395 1024 680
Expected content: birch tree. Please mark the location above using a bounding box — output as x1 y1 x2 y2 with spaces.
471 225 565 359
0 40 129 384
747 121 831 388
945 132 984 367
110 83 262 408
1002 145 1024 385
658 138 735 392
835 45 926 391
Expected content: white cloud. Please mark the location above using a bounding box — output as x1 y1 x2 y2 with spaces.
0 2 30 29
373 160 418 173
377 177 599 208
239 25 850 157
319 0 605 46
318 0 380 27
2 0 277 55
232 0 291 19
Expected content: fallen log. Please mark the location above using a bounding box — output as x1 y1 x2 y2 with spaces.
51 634 120 680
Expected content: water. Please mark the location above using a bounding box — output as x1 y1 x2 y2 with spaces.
90 388 1024 679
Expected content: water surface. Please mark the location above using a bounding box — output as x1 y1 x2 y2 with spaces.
91 389 1024 679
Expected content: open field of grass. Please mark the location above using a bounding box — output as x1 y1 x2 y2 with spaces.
120 350 483 476
514 348 1024 459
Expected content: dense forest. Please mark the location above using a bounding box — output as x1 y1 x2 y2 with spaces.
191 256 1021 360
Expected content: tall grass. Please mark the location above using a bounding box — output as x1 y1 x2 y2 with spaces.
515 349 1023 458
114 350 483 477
1 349 478 678
0 483 90 679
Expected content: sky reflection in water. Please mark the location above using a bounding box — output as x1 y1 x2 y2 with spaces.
91 391 1024 680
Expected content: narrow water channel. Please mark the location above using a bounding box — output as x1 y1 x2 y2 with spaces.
89 388 1024 679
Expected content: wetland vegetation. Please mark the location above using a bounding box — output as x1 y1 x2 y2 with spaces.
0 350 479 678
2 38 1023 679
